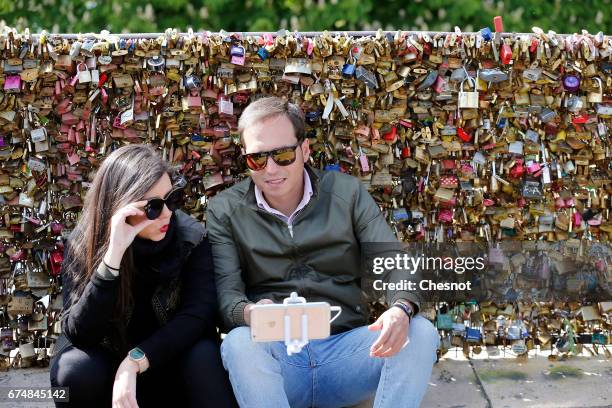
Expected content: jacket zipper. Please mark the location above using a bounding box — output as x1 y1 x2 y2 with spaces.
288 224 294 238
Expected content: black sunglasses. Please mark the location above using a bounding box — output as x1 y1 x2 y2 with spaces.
243 143 301 171
144 188 184 220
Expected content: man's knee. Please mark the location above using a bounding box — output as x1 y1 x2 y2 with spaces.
221 326 254 366
408 315 440 350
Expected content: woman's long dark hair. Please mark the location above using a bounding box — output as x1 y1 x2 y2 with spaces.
64 144 172 333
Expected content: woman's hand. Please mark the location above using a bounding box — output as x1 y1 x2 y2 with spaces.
104 201 156 269
112 357 140 408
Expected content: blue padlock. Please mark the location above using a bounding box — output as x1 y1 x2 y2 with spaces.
257 47 269 61
342 63 356 77
305 111 321 123
325 163 341 172
466 327 482 342
392 208 409 222
480 27 493 41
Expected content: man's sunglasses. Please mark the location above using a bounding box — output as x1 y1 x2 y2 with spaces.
144 188 184 220
243 143 301 171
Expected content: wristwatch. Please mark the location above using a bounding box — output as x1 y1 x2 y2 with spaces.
128 347 149 374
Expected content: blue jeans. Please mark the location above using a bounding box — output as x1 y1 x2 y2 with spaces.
221 315 439 408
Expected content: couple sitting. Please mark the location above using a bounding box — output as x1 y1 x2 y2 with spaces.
50 96 438 408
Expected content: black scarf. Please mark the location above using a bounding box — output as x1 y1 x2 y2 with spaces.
130 212 182 283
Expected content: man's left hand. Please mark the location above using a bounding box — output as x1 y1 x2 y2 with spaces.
367 305 411 358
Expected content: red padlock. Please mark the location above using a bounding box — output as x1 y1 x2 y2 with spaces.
382 126 397 142
401 146 411 158
510 160 525 178
500 43 513 65
50 250 64 277
457 127 472 142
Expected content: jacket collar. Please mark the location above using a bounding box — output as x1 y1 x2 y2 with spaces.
241 164 321 211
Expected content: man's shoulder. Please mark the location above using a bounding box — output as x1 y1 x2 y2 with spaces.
317 169 364 199
207 177 252 216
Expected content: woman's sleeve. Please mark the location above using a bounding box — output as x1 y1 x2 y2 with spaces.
61 248 122 348
136 237 219 369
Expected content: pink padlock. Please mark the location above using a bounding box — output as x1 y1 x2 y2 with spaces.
3 75 21 92
433 75 449 93
483 198 495 206
526 162 541 174
572 211 582 227
437 209 454 223
67 127 76 143
101 87 108 105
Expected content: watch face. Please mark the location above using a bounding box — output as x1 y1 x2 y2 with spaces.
130 348 145 360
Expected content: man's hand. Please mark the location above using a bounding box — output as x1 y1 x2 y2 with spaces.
244 298 274 326
112 357 139 408
367 305 411 358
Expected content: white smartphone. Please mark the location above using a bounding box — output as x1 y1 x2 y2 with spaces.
250 302 340 342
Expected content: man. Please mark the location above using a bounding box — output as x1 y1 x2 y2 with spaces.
207 96 439 408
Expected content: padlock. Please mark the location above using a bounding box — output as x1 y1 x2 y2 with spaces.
458 76 479 109
478 68 508 83
230 45 245 65
587 77 603 103
563 74 580 92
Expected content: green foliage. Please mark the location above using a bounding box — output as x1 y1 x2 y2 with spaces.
0 0 610 34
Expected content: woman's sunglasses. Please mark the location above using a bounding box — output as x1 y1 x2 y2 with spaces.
243 143 301 171
144 188 184 220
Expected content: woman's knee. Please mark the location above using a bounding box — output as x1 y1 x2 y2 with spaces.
50 346 115 395
181 337 224 376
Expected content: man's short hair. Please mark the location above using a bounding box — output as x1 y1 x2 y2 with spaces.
238 96 305 147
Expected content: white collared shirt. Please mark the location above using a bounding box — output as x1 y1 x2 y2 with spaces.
254 169 313 236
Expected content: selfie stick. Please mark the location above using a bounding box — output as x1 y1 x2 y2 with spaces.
281 292 343 356
283 292 309 355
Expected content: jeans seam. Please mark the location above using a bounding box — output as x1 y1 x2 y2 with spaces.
312 366 317 408
376 360 389 408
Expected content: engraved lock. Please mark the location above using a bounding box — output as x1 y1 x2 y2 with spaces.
30 127 47 143
458 76 479 109
230 45 245 66
587 77 603 103
77 62 91 84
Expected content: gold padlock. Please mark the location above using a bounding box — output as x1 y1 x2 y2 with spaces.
587 77 603 104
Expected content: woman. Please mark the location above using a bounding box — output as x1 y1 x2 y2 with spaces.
50 144 238 407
